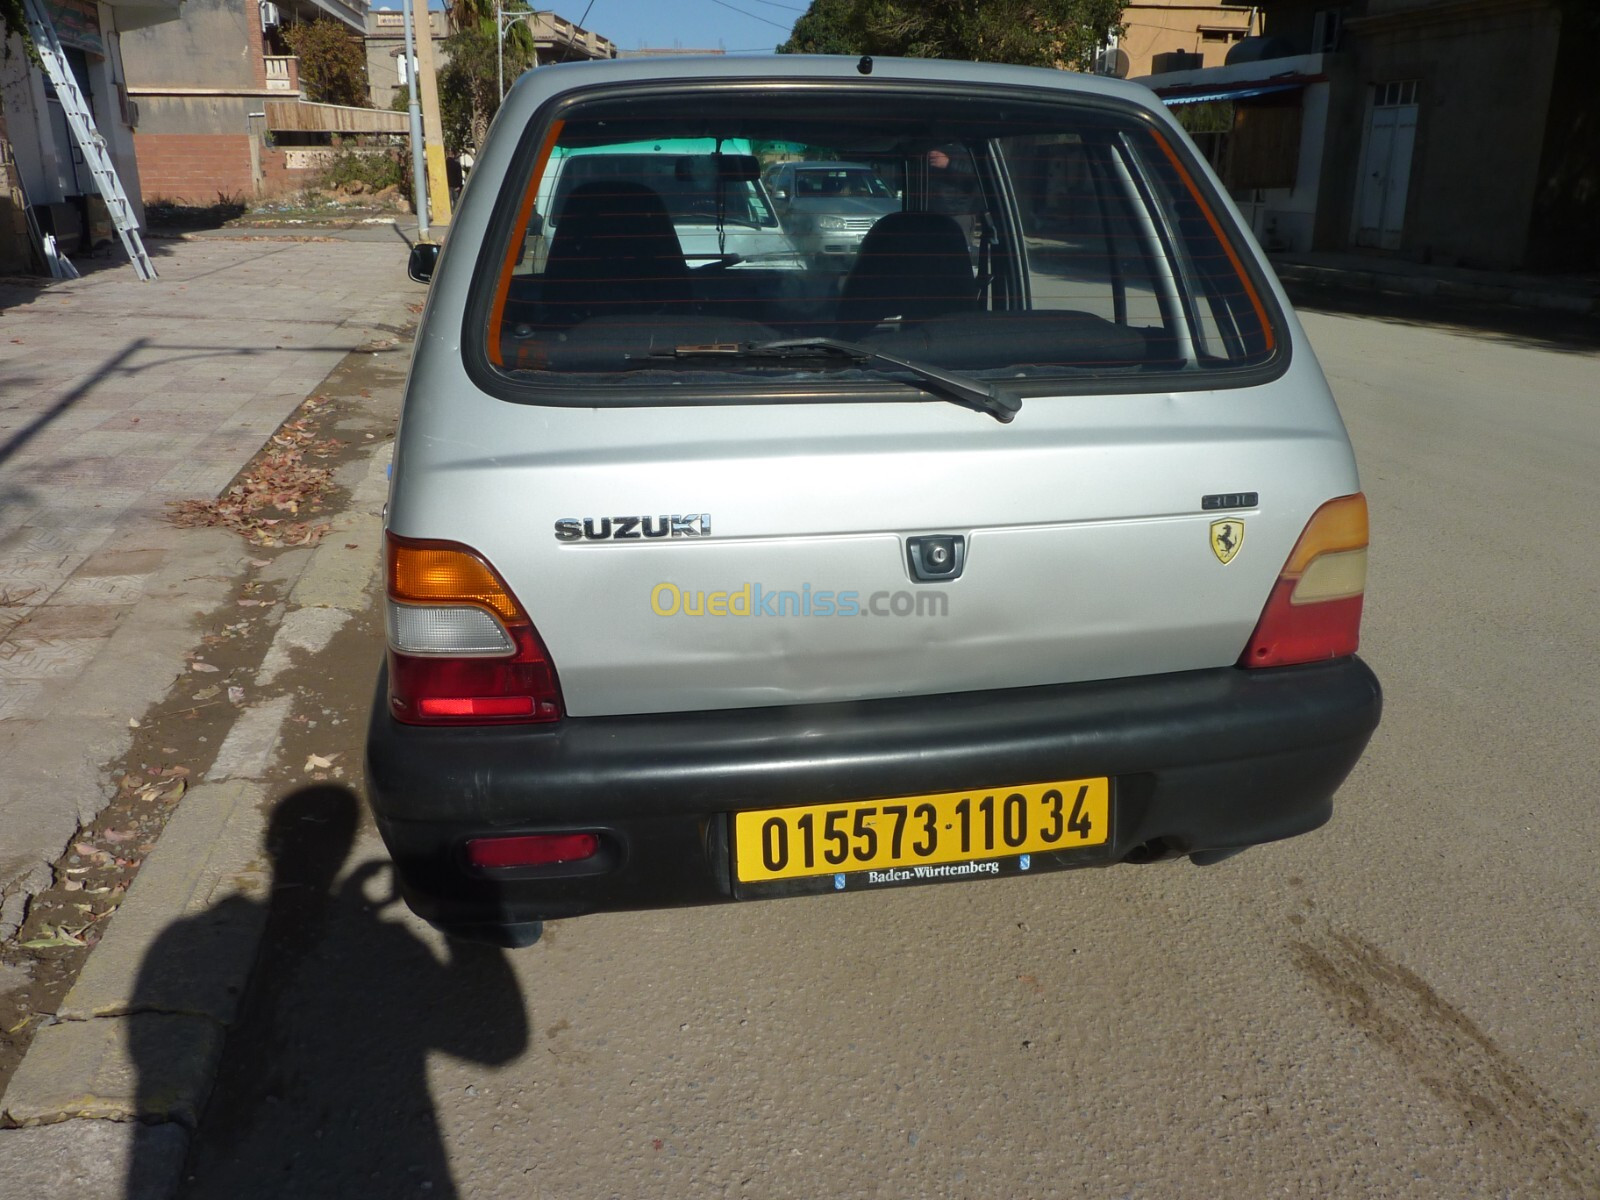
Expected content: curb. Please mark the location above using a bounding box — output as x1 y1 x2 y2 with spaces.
1271 259 1600 317
0 442 392 1198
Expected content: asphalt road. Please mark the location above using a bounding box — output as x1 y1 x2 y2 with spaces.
179 298 1600 1199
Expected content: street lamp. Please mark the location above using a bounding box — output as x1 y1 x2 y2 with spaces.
496 3 541 100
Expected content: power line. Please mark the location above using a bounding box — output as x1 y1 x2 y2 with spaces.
705 0 795 32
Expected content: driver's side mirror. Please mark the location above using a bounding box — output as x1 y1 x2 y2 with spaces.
408 241 440 284
772 188 787 201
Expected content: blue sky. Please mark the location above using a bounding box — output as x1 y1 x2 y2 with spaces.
412 0 805 51
554 0 802 52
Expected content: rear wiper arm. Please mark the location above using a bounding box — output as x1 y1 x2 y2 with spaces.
668 336 1021 423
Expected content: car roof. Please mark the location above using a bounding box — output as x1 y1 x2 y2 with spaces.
501 54 1165 124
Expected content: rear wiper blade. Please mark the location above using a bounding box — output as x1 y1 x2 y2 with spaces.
667 336 1021 424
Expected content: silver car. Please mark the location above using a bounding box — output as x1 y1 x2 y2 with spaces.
371 55 1381 947
765 160 901 263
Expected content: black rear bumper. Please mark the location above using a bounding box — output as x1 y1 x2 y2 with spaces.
365 658 1380 932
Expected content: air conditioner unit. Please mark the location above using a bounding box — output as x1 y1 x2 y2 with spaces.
1312 9 1342 53
260 1 281 31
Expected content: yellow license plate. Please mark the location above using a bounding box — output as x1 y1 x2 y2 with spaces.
733 777 1110 884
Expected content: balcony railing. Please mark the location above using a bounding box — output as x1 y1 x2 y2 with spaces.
264 55 301 93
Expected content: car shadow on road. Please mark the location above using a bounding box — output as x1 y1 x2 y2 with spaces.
126 786 529 1200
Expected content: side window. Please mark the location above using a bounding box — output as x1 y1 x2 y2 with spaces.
999 134 1167 331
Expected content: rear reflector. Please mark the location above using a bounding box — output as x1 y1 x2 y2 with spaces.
1241 494 1368 669
466 833 600 869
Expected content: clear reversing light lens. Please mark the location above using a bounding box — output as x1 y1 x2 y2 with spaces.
387 601 514 656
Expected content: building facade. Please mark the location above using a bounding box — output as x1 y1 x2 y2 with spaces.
364 5 445 111
1135 0 1595 273
119 0 402 204
1 0 181 265
1111 1 1260 77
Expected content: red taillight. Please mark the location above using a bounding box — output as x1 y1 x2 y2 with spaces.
1241 494 1369 669
385 534 563 725
466 833 600 869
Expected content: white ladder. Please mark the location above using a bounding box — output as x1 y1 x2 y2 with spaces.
20 0 157 280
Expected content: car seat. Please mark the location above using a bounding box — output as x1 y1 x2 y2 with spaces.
835 211 978 337
540 181 691 325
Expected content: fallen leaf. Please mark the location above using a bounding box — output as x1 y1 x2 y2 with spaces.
103 829 134 843
304 753 334 772
21 928 86 949
192 686 221 701
191 662 220 674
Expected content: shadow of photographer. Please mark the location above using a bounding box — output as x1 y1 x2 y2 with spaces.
127 785 529 1199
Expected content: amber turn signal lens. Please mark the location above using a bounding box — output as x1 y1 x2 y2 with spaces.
387 535 523 622
1282 493 1368 576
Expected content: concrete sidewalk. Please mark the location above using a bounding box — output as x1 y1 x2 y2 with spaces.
0 232 416 940
0 231 418 1196
1269 249 1600 317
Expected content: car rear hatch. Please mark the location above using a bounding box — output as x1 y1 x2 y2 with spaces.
387 68 1364 719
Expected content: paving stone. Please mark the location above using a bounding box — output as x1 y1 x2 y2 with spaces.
0 1119 190 1200
0 232 421 960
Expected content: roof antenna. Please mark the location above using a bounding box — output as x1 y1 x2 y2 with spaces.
857 55 873 75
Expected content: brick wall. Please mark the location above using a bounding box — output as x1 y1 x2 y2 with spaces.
134 133 255 204
134 133 335 204
260 147 320 197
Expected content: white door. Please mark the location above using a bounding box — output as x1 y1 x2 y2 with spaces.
1356 90 1417 250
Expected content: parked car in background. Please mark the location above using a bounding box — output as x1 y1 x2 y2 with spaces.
375 55 1381 948
764 160 901 265
531 139 804 272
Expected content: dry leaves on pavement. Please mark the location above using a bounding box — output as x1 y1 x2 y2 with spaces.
166 394 345 548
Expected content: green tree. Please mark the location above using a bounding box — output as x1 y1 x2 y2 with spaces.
780 0 1124 72
435 20 533 155
776 0 857 54
282 17 371 107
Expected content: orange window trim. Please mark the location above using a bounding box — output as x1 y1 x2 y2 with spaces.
1148 127 1275 353
486 119 566 367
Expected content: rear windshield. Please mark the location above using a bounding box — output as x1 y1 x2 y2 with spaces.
477 85 1282 394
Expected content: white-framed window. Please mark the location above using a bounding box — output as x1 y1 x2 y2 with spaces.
1374 80 1418 108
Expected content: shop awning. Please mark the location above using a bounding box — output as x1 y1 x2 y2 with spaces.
1154 74 1323 106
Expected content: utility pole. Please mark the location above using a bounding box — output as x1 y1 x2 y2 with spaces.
400 0 430 240
412 4 453 227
